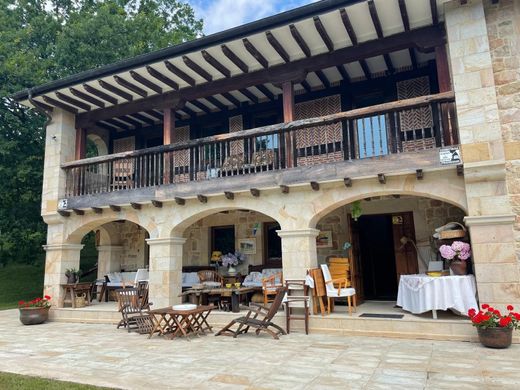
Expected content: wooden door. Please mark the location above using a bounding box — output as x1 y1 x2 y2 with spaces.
391 212 418 281
348 215 364 304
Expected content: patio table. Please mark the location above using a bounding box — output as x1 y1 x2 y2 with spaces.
181 287 256 312
147 305 213 340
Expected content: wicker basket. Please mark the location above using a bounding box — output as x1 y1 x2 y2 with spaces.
439 222 466 239
74 293 86 308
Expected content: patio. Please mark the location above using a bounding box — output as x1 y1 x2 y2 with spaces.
1 309 519 389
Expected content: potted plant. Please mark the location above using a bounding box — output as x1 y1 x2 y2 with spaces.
65 268 81 284
468 304 520 348
18 296 52 325
439 241 471 275
221 252 246 276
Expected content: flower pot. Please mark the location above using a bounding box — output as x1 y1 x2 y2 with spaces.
477 327 513 349
227 266 237 276
449 261 467 275
19 307 50 325
66 275 77 284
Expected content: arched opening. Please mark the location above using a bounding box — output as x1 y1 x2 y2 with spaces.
86 134 108 157
314 194 467 316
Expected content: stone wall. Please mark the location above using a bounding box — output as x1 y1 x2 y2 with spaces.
484 0 520 261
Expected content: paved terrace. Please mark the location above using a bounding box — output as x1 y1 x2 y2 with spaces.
0 309 519 389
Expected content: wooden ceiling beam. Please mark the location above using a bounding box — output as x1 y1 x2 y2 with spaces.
129 112 156 126
205 95 228 111
290 24 311 58
70 88 105 108
340 8 357 45
181 106 197 117
430 0 438 25
31 99 54 112
398 0 418 69
114 75 147 98
314 70 330 89
243 38 269 69
116 115 141 128
96 121 117 131
77 25 445 126
201 50 231 78
130 70 162 94
336 65 351 83
190 100 212 114
238 88 258 104
182 56 212 82
146 66 179 90
368 1 394 74
130 202 142 209
313 16 334 52
164 60 196 86
359 60 372 80
144 110 163 120
99 80 133 101
42 95 78 114
55 91 90 111
300 79 312 93
221 92 241 108
105 118 131 130
174 197 185 205
266 31 290 63
83 83 118 105
221 44 249 73
109 205 121 212
255 85 275 101
151 200 163 208
92 207 103 214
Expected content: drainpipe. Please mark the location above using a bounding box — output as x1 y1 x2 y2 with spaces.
27 89 53 127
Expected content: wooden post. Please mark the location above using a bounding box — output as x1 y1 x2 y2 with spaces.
163 108 175 183
435 45 453 145
282 81 295 168
75 128 86 160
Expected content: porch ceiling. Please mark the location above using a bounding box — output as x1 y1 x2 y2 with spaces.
14 0 449 132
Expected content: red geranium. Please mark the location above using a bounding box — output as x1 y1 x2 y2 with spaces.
17 296 52 309
507 305 514 311
470 303 520 330
482 304 489 309
499 317 512 327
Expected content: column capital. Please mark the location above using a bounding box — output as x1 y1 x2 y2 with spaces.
43 243 84 252
146 237 186 246
276 228 320 238
464 214 515 227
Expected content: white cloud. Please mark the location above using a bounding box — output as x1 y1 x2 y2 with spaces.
189 0 317 35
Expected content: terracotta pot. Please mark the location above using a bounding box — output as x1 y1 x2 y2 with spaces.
19 307 50 325
477 327 513 349
449 261 467 275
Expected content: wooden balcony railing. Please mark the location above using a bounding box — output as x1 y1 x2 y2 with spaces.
63 92 457 197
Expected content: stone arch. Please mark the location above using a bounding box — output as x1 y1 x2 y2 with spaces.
87 133 108 156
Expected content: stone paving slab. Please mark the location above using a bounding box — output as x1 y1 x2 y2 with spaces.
1 309 519 389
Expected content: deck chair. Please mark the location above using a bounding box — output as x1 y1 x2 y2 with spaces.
215 287 287 339
116 288 151 332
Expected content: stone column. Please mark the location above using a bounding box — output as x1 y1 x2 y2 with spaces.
42 243 83 307
146 237 186 308
277 229 319 280
96 245 124 279
465 215 519 311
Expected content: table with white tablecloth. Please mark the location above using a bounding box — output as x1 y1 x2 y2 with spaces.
397 274 478 319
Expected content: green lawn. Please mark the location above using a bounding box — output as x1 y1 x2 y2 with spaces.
0 263 44 310
0 372 111 389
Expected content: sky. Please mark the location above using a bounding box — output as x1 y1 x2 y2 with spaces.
188 0 319 35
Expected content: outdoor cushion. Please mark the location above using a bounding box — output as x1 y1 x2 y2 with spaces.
243 272 263 287
182 272 200 288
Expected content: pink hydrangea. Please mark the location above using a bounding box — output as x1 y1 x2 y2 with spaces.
451 241 465 251
439 244 456 260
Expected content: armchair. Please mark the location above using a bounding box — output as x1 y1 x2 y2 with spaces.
320 264 356 315
262 272 283 306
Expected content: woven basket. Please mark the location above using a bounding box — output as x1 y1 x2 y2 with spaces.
75 293 86 308
439 222 466 239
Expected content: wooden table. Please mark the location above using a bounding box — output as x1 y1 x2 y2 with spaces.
60 282 93 308
147 305 214 340
181 287 256 313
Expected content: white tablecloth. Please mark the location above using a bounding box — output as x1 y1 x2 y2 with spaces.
397 274 478 316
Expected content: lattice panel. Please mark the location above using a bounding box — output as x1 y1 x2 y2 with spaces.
172 126 190 167
295 95 342 148
228 115 244 155
113 137 135 178
397 76 432 132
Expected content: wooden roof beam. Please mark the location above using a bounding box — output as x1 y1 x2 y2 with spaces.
83 83 118 105
290 24 311 58
336 65 351 83
255 84 275 101
116 115 141 128
238 88 258 104
182 56 212 82
130 202 142 209
398 0 418 69
340 8 357 45
205 95 228 111
146 66 179 90
55 91 90 111
430 0 438 24
105 118 131 130
144 110 163 120
151 200 163 208
114 75 147 98
99 80 133 101
174 197 185 205
300 79 312 93
313 16 334 52
368 1 394 74
197 194 208 203
42 95 78 114
221 44 249 73
69 87 105 108
201 50 231 78
109 205 121 212
181 106 197 117
221 92 241 108
314 70 330 89
129 112 156 126
130 70 162 94
243 38 269 69
266 31 290 63
164 60 196 86
190 100 213 114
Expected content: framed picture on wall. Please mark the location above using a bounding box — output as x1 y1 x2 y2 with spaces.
316 231 333 248
238 238 257 254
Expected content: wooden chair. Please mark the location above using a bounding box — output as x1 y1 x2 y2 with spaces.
307 268 329 316
116 288 152 332
321 264 356 315
284 279 310 335
197 270 223 285
215 287 287 339
262 272 283 306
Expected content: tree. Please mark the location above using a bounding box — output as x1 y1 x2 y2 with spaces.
0 0 203 266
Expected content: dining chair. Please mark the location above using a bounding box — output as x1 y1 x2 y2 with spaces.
320 264 357 315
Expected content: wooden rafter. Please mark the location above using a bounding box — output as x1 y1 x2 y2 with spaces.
55 91 90 111
116 115 141 128
181 105 197 117
255 84 275 101
114 75 147 98
238 88 258 104
290 24 311 58
314 70 330 89
336 65 350 83
105 118 131 130
313 16 334 52
359 61 372 80
339 8 371 79
130 70 162 94
99 80 133 101
70 88 105 108
430 0 438 25
42 95 78 113
221 44 249 73
243 38 269 69
205 96 228 111
266 31 290 63
164 60 196 86
398 0 418 69
183 56 212 82
96 122 117 131
300 79 312 93
201 50 231 78
144 110 163 120
31 99 54 112
221 92 241 107
83 83 118 105
190 99 212 114
368 1 394 74
129 112 156 125
146 66 179 90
